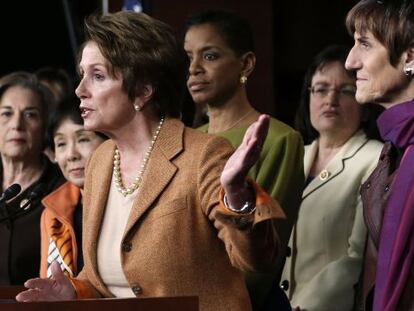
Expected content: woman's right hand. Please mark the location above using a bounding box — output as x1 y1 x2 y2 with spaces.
16 261 76 302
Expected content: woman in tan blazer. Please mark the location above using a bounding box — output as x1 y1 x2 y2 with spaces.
281 45 383 311
16 12 285 311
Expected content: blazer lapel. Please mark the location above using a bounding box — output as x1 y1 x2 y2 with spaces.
124 118 183 234
84 141 114 293
302 140 331 198
303 130 368 199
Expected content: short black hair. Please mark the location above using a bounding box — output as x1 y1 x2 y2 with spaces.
185 9 254 56
47 95 107 151
295 45 384 144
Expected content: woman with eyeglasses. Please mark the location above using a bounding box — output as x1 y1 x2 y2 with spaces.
345 0 414 310
280 45 384 311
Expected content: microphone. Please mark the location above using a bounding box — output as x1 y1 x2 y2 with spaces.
0 183 46 222
0 184 21 204
0 184 21 223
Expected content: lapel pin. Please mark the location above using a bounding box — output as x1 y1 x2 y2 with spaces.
319 169 330 181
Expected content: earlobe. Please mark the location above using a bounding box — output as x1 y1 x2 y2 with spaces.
404 47 414 77
406 45 414 61
240 52 256 79
133 84 154 112
141 84 154 102
136 84 155 108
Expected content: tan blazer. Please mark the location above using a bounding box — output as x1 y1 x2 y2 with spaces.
75 118 285 311
281 130 383 311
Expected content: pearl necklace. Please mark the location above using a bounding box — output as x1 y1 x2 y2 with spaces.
113 117 165 196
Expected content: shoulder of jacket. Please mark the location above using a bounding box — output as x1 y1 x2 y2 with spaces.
268 118 301 140
184 126 234 150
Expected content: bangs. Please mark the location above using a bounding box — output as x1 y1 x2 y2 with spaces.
346 1 387 44
345 0 410 66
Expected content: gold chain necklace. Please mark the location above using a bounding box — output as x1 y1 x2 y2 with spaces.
113 117 165 197
226 109 255 131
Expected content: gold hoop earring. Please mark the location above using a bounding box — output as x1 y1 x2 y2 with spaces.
240 75 248 84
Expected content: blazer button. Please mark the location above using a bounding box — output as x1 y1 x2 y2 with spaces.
286 246 292 257
131 283 143 295
121 241 132 252
366 182 371 189
280 280 289 291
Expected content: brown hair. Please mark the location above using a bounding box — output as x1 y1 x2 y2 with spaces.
346 0 414 66
82 11 186 118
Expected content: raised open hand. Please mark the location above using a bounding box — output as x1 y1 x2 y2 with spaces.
221 114 270 209
16 261 76 302
221 114 269 188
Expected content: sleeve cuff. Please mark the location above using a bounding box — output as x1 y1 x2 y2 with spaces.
219 178 275 216
69 278 96 299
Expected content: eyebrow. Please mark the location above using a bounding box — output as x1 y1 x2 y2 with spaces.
0 106 40 111
78 62 106 72
54 129 89 137
356 36 370 42
185 44 221 53
312 82 355 87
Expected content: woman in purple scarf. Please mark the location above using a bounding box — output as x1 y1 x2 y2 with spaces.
345 0 414 310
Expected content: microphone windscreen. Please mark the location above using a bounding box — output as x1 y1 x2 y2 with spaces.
3 184 21 201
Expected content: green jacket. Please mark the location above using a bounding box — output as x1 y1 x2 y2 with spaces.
199 118 304 309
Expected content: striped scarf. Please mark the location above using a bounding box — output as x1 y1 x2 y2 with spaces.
46 217 74 277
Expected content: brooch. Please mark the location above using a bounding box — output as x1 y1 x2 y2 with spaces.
319 169 330 181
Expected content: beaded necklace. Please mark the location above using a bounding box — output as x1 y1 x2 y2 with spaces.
113 117 164 196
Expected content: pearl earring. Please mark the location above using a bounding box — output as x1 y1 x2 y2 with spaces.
134 104 142 112
240 75 248 84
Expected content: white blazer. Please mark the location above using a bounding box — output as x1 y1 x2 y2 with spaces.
281 130 383 311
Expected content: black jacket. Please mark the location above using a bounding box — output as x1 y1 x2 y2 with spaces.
0 156 63 285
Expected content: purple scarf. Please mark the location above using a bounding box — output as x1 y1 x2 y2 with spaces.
374 100 414 311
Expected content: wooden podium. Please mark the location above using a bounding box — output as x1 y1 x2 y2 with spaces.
0 287 198 311
0 286 25 300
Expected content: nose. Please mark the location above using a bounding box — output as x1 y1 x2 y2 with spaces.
10 112 24 130
66 141 81 162
75 77 88 100
188 55 204 76
345 46 359 71
324 90 340 106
